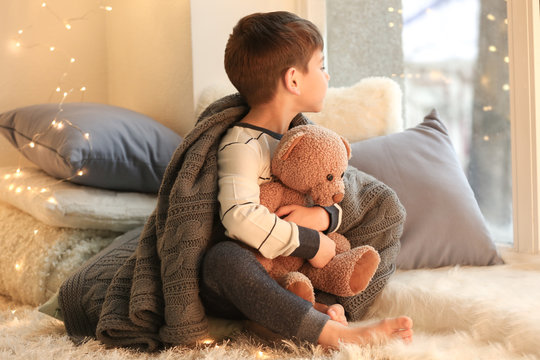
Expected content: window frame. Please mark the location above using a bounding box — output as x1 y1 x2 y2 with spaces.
508 0 540 253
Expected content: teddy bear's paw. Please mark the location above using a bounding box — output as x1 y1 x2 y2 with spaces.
300 245 380 297
278 272 315 304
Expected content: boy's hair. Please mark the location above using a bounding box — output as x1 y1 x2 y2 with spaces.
224 11 324 106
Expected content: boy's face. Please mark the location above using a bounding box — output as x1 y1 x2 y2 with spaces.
297 49 330 113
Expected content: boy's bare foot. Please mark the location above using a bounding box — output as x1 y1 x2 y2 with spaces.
318 316 413 348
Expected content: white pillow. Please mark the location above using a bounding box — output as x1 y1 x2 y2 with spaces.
306 77 404 142
195 77 403 142
0 167 156 231
0 201 119 305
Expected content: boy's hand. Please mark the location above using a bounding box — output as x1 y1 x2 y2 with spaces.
275 204 330 232
308 232 335 268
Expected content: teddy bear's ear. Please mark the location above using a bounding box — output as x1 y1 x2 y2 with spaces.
340 136 352 160
278 131 306 161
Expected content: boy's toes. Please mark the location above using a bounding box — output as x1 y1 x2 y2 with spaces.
397 316 413 331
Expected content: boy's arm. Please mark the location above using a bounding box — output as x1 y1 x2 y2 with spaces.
218 139 320 260
275 204 342 233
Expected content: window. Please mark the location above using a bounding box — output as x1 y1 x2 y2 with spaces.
401 0 512 245
325 0 540 250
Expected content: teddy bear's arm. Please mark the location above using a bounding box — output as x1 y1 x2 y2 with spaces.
259 181 285 213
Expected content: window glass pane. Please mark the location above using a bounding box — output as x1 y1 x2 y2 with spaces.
401 0 512 245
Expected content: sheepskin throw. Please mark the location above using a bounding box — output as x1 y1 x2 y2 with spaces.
58 94 406 351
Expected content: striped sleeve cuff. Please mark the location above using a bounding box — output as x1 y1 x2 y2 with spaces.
319 204 342 234
290 226 320 259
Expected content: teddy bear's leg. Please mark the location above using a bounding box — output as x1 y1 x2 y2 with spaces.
277 272 315 304
300 245 380 297
328 233 350 254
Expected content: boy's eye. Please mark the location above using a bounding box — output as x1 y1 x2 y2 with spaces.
326 174 333 181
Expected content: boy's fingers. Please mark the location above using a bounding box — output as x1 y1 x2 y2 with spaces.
275 204 296 217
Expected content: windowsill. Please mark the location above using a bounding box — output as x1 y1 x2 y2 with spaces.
497 244 540 266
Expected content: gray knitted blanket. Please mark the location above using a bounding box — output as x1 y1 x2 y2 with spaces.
58 94 405 351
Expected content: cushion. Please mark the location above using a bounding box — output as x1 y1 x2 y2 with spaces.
307 77 404 142
195 77 404 143
349 110 504 269
0 166 156 231
0 201 119 306
0 103 182 193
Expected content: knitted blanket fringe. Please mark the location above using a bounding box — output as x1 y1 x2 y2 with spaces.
58 94 406 351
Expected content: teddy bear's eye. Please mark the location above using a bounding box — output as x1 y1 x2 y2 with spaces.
327 174 333 181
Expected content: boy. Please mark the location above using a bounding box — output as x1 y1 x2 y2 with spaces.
199 11 413 347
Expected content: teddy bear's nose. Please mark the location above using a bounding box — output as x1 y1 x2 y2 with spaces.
333 193 344 203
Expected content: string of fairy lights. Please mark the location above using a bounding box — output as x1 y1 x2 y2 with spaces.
6 2 112 277
6 1 113 201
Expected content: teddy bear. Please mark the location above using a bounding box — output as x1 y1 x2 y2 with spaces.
255 124 381 304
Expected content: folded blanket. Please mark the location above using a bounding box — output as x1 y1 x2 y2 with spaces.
59 94 405 351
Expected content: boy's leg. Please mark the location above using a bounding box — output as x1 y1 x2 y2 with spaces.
200 241 330 343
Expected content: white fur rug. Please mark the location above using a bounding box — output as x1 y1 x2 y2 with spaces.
1 247 538 360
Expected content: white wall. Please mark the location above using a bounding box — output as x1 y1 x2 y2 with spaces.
105 0 194 136
0 0 108 167
0 0 325 167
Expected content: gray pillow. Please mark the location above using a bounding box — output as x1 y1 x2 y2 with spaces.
0 103 182 193
349 109 504 269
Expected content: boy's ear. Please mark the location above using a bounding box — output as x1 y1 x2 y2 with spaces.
284 67 301 95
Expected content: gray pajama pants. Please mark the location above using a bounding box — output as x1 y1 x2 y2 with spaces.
199 240 330 343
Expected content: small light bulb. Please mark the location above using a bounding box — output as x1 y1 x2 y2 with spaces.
56 87 61 92
40 188 47 193
15 263 21 271
15 42 21 47
70 57 76 63
8 184 15 191
502 84 510 91
49 46 55 52
57 122 64 129
34 229 39 235
15 187 23 193
42 2 47 7
15 168 21 175
27 186 32 191
29 142 35 148
486 14 495 21
65 23 72 30
483 105 493 112
388 22 395 28
47 197 57 204
483 135 490 141
504 56 509 63
77 170 84 176
388 7 394 12
105 6 112 11
489 45 497 52
18 29 23 34
84 133 90 139
80 86 87 92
